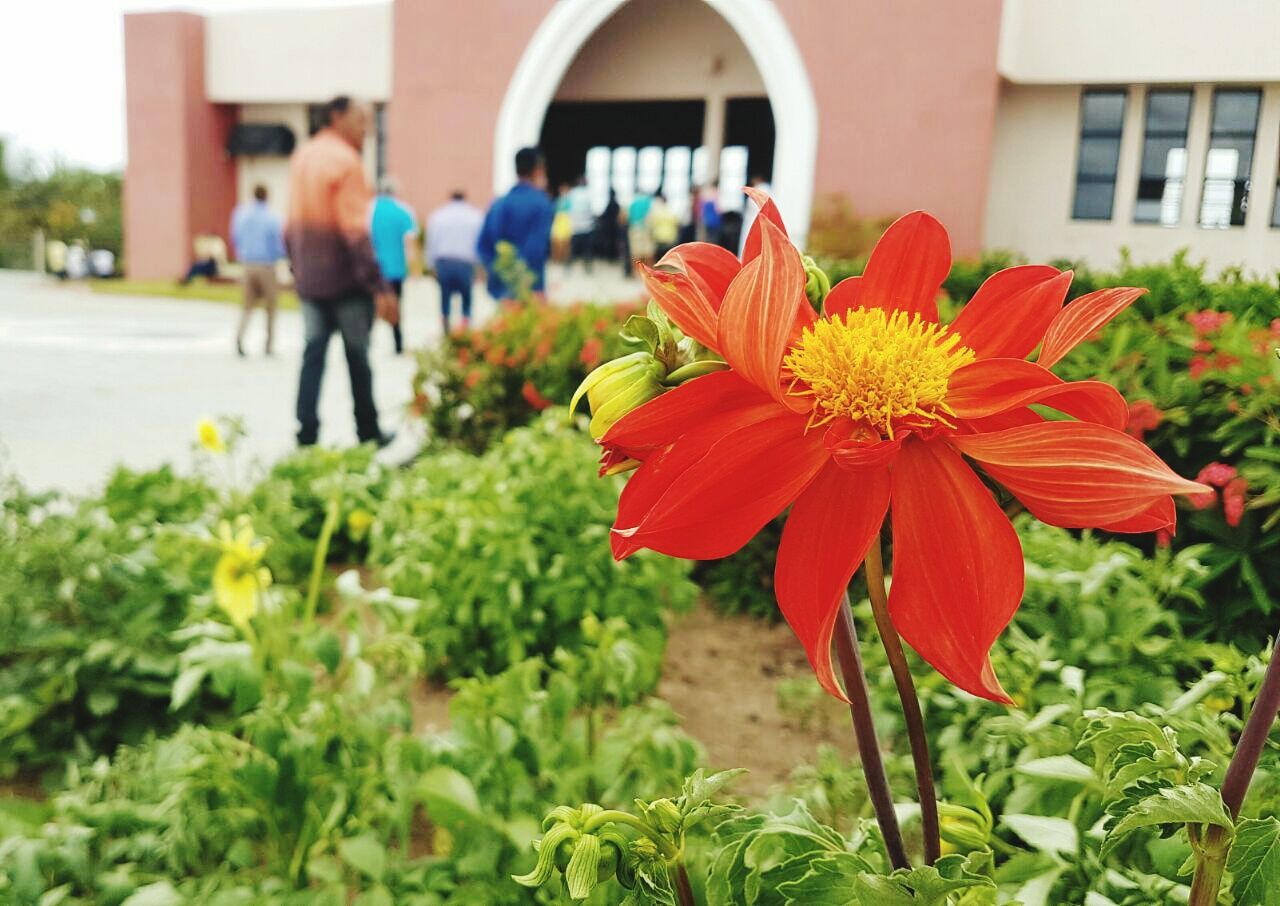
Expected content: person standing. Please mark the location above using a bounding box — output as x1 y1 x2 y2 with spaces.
477 147 555 300
566 175 594 272
230 184 284 356
286 96 396 448
425 190 484 334
626 190 655 271
648 192 680 261
370 176 418 354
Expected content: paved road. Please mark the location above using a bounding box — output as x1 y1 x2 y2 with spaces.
0 267 642 494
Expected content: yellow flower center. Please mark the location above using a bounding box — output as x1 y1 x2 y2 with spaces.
782 307 975 439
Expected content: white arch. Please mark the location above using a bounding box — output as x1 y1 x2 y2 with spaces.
492 0 819 245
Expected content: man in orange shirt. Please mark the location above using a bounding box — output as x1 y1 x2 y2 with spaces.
286 96 397 447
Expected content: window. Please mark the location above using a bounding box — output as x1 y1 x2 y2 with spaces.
1273 136 1280 226
1199 88 1261 228
1072 89 1127 220
1135 90 1192 225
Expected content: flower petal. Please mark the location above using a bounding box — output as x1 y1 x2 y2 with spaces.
948 266 1071 359
948 358 1129 429
1038 287 1147 369
888 438 1021 703
951 422 1210 527
822 276 863 320
740 187 788 264
640 264 720 351
716 217 807 402
613 411 827 560
602 370 778 461
1095 496 1177 533
775 462 891 702
857 211 951 322
658 241 741 305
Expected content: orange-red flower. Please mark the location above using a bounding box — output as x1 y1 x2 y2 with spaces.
1124 399 1164 441
600 193 1207 704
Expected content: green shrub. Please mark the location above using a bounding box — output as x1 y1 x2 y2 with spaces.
369 414 697 683
412 299 644 453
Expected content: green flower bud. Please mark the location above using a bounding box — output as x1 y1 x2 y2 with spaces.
646 798 684 835
665 359 729 385
570 352 666 439
937 803 990 853
513 819 579 888
564 831 603 900
801 255 831 312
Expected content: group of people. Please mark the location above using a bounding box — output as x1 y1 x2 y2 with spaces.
220 93 766 448
223 97 561 448
552 180 749 277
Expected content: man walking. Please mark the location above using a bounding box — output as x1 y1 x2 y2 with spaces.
370 176 418 354
286 96 395 447
477 147 554 300
230 184 284 356
425 190 483 334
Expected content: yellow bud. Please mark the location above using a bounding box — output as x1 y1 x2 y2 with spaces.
197 418 226 454
570 352 666 439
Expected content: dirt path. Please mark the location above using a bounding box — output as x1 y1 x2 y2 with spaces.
406 601 855 801
657 602 855 799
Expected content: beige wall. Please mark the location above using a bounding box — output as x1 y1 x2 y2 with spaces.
235 104 308 225
984 82 1280 275
554 0 764 101
206 4 392 103
1000 0 1280 85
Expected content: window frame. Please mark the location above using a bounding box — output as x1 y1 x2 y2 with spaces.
1071 88 1128 222
1133 87 1193 226
1198 87 1262 229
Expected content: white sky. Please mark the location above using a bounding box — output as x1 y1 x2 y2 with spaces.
0 0 384 173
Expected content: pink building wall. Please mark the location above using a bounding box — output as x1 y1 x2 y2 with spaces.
388 0 1001 255
123 12 236 280
775 0 1003 256
389 0 556 218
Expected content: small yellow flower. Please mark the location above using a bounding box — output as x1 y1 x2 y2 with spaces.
197 418 226 453
213 519 270 627
346 508 375 541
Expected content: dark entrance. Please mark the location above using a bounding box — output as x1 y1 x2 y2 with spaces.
540 100 705 189
726 97 775 183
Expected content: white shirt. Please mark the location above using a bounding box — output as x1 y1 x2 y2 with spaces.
426 199 485 267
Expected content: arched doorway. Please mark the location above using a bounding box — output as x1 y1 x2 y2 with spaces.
492 0 818 245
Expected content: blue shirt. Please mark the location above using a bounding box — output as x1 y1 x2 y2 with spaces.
370 195 418 281
476 181 555 298
230 201 284 265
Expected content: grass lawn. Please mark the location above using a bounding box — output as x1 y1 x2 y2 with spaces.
90 278 301 310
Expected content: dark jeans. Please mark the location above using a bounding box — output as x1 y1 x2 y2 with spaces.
569 232 593 271
436 258 473 329
388 278 404 353
296 294 380 445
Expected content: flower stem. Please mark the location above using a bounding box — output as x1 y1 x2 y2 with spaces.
674 863 696 906
1188 638 1280 906
865 539 941 866
303 496 341 626
833 592 911 870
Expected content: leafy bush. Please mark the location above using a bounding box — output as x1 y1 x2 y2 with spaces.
0 483 219 776
411 300 644 453
370 414 697 684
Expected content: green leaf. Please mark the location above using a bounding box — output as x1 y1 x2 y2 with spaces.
337 834 386 882
169 665 207 711
416 766 483 826
119 882 183 906
1102 782 1233 858
1016 755 1097 784
564 831 603 900
1001 814 1079 857
775 852 868 905
1229 817 1280 906
851 852 995 905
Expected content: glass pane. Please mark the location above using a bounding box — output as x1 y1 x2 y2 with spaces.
663 146 693 220
636 146 664 194
1272 183 1280 228
718 146 748 212
1073 180 1115 220
1208 137 1256 177
1078 137 1122 177
691 146 710 188
1212 90 1261 133
1146 91 1191 133
611 147 637 207
1081 91 1126 132
585 146 611 215
1140 137 1188 179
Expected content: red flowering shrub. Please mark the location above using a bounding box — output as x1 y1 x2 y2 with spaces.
411 299 643 452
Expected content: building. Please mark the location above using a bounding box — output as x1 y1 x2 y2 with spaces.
123 0 1280 280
